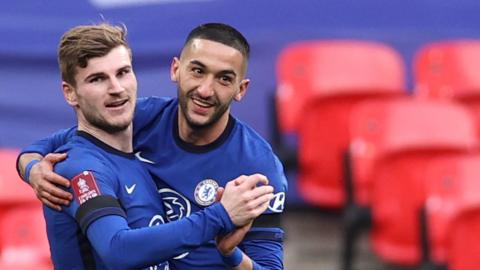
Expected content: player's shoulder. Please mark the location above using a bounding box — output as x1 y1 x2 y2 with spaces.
136 96 176 112
233 118 284 172
232 117 287 187
134 96 177 132
233 117 276 154
54 138 110 180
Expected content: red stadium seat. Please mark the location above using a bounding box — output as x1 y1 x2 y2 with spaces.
0 149 37 206
0 206 52 269
0 148 40 233
275 40 406 208
419 154 480 268
414 40 480 137
414 40 480 100
445 208 480 270
348 99 478 265
277 40 405 134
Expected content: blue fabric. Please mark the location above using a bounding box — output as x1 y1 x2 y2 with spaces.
129 96 287 269
24 159 40 183
44 131 234 270
20 96 287 269
86 203 233 270
221 247 243 268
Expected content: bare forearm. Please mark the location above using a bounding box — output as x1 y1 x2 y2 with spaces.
17 153 44 181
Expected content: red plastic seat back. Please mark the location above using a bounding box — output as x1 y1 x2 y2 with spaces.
0 206 52 268
349 99 478 264
350 99 478 206
297 94 403 208
415 41 480 138
425 154 480 265
276 40 405 134
415 40 480 100
446 208 480 270
282 41 406 208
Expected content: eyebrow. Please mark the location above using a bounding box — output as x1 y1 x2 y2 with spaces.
189 60 237 78
84 65 131 82
84 72 105 82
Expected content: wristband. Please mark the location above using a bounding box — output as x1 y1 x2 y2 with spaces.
24 159 40 184
221 247 243 268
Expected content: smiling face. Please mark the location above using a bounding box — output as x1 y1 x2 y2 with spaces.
63 45 137 134
171 38 250 134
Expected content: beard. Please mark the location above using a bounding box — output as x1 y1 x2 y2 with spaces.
177 86 231 130
83 109 131 134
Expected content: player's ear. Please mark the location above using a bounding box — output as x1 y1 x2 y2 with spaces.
234 78 250 101
62 82 78 106
170 57 180 82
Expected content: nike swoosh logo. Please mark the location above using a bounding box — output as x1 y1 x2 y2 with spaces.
125 184 136 194
135 151 155 164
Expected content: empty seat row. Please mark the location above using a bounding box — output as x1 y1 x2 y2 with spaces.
272 40 480 270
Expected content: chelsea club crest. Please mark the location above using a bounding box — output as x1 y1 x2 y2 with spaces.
194 179 219 206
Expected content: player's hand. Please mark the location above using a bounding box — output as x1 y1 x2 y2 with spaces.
216 221 252 256
30 153 72 211
220 174 273 227
215 187 225 202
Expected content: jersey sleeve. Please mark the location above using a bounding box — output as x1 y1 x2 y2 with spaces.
240 236 284 270
263 154 288 214
242 152 287 270
54 151 122 228
20 126 77 156
85 203 234 270
56 149 236 270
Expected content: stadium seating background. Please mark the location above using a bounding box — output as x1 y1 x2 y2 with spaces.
2 0 480 205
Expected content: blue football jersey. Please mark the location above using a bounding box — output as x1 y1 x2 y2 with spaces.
21 97 288 270
47 131 169 270
133 97 288 270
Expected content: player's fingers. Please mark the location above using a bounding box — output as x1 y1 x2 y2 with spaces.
237 175 258 189
46 172 71 188
248 193 274 212
240 174 268 190
257 201 271 215
248 185 274 199
233 175 248 186
215 187 225 202
42 191 70 207
40 181 72 202
250 173 269 185
250 197 273 217
44 153 67 164
45 191 71 206
47 189 72 205
40 197 62 211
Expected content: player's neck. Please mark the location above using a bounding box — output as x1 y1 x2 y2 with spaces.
178 113 229 146
77 123 133 153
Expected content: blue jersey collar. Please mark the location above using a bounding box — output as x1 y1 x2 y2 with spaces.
172 110 236 153
77 130 136 159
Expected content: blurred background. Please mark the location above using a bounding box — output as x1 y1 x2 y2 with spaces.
2 1 480 269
